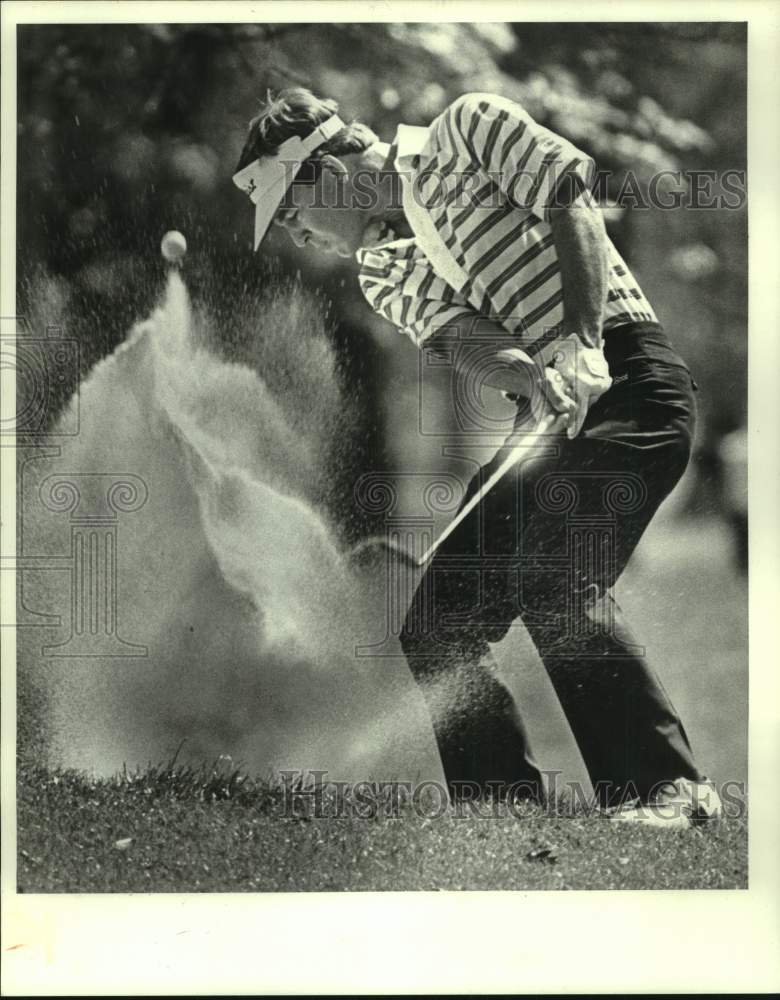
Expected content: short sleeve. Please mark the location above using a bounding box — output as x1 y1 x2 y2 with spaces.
445 92 596 222
357 241 475 347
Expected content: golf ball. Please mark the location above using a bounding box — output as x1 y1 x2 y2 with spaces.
160 230 187 263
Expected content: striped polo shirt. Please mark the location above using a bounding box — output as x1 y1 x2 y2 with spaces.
356 92 657 354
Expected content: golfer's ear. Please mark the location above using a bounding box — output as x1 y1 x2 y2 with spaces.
318 153 349 179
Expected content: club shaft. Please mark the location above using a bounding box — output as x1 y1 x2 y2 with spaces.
417 410 564 566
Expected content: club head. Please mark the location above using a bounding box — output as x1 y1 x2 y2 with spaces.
346 535 423 571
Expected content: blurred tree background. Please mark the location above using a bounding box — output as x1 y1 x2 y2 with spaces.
17 21 747 533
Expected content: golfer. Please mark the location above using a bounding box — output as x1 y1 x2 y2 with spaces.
235 88 721 827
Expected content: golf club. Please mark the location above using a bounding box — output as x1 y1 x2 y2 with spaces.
348 409 565 569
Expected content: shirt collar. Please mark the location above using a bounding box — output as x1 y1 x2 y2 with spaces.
354 124 431 259
394 124 432 172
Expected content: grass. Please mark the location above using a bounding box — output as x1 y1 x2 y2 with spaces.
15 516 748 893
17 756 747 893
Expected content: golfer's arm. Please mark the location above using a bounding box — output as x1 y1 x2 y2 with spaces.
424 315 538 397
422 198 609 392
547 197 608 350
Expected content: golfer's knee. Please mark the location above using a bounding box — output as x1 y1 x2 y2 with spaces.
399 617 422 657
399 617 458 657
400 614 491 663
519 574 608 616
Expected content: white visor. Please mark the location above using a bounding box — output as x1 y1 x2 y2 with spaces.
232 113 346 250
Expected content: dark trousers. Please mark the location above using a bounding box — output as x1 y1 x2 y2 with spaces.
400 323 705 807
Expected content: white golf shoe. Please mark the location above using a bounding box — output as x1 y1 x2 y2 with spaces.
609 778 722 830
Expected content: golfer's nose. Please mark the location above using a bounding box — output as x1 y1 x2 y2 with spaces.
290 227 309 248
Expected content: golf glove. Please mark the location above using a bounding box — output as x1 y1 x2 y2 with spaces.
546 332 612 439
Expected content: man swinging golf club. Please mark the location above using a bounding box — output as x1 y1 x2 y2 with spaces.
234 87 721 828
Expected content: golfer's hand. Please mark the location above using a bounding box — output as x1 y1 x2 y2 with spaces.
545 333 612 439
